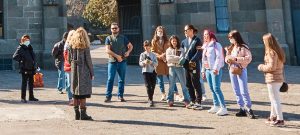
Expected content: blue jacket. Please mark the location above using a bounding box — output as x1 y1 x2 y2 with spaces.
181 36 203 69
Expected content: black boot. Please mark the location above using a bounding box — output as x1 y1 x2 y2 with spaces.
236 108 247 117
74 106 80 120
246 109 256 119
80 107 93 120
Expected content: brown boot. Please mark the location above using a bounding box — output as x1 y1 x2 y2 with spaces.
80 107 93 120
74 106 80 120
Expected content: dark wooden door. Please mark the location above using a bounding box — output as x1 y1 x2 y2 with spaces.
118 0 142 64
291 0 300 65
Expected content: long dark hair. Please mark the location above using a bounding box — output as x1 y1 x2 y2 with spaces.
227 30 248 54
169 35 181 49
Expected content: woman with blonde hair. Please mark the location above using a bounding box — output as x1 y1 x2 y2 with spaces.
70 27 94 120
258 33 286 127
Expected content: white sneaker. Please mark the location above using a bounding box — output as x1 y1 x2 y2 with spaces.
208 106 220 113
192 103 203 110
175 95 184 102
216 108 228 116
160 93 166 101
202 94 207 101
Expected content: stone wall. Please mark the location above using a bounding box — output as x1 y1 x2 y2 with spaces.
0 0 67 70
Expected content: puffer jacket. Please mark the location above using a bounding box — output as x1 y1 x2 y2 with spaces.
13 44 36 74
225 44 252 68
63 43 71 72
258 50 284 83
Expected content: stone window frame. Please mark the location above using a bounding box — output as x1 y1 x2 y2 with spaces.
214 0 229 32
0 0 3 38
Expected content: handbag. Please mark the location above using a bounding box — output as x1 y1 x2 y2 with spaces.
280 69 288 92
230 64 242 75
280 82 288 92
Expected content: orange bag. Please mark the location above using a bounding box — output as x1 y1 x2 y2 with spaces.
33 72 44 88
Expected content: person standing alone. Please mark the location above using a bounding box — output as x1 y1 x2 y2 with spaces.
104 22 133 102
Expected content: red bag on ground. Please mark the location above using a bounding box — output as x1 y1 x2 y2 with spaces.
33 72 44 88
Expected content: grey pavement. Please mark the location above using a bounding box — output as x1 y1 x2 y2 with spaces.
0 45 299 135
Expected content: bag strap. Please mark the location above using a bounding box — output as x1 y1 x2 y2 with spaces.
183 38 196 58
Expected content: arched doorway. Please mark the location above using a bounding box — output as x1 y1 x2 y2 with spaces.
118 0 142 64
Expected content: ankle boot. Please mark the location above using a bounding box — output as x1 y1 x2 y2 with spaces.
74 106 80 120
80 107 93 120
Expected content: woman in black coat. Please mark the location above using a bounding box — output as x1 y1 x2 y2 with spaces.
13 34 39 103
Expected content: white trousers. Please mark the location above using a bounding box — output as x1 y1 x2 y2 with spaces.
267 82 283 120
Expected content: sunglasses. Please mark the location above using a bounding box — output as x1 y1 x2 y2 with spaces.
184 29 190 32
111 27 118 30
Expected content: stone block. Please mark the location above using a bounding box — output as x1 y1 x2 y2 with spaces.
7 30 17 39
231 11 256 22
229 0 239 12
24 6 41 12
43 6 59 17
265 0 282 9
255 10 266 22
176 13 191 25
191 12 215 25
34 11 42 18
7 18 28 29
24 11 35 18
161 15 176 25
28 0 42 6
29 24 41 29
159 4 176 15
7 7 23 17
29 18 42 24
244 22 267 32
239 0 266 11
248 32 264 44
44 17 62 28
17 0 28 6
196 2 211 12
177 2 197 13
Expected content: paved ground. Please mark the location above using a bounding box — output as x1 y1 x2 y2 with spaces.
0 45 299 135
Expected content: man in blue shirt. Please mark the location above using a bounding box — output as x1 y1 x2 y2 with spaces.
104 22 133 102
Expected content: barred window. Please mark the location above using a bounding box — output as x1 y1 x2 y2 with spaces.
215 0 229 32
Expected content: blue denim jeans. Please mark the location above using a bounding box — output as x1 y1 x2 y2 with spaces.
106 61 127 98
157 75 178 94
57 67 65 91
205 69 226 108
199 63 206 95
229 68 252 109
65 72 73 100
167 67 190 102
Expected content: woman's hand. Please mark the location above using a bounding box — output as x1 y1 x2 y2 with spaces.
202 72 206 80
213 70 218 75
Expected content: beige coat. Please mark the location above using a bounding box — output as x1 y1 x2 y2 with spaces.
258 50 284 83
151 39 169 75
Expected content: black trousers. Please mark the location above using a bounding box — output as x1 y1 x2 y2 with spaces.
21 73 34 99
185 69 202 104
142 72 157 101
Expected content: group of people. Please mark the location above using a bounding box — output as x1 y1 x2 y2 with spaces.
12 22 286 127
138 25 286 127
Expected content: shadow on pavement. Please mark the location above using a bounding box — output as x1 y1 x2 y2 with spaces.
87 102 177 111
98 120 214 129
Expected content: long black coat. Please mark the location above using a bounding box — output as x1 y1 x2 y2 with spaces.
13 44 36 74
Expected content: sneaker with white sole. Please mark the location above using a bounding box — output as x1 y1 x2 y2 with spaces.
202 94 207 101
208 106 220 113
192 103 203 110
216 108 228 116
160 93 166 101
175 95 184 102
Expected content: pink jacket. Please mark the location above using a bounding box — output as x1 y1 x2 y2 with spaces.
225 45 252 68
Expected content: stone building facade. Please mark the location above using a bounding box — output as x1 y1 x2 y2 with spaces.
140 0 300 65
0 0 67 70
